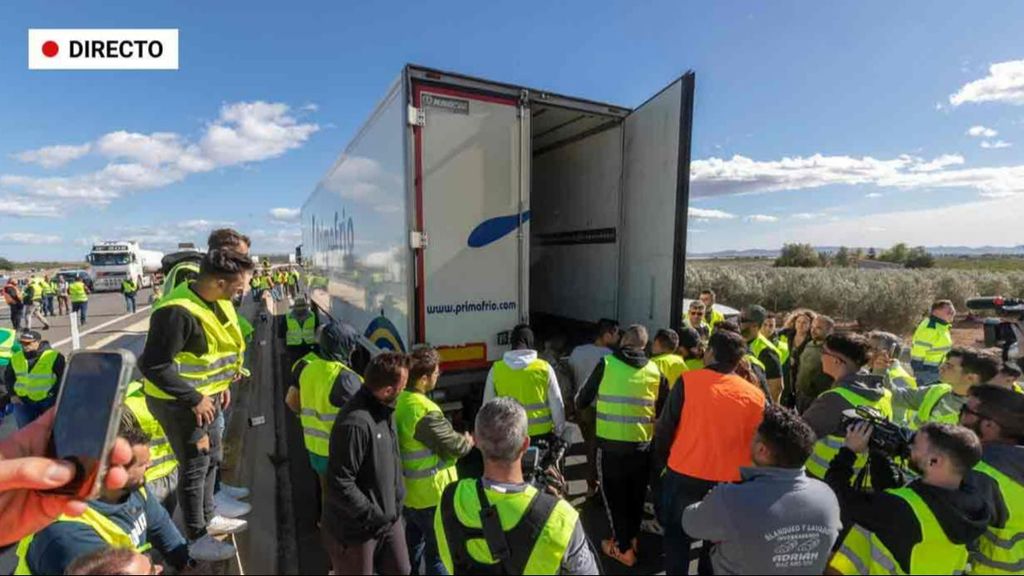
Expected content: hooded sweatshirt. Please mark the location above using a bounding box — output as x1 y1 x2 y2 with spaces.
827 447 991 574
968 443 1024 540
483 349 566 437
800 371 887 440
576 348 670 453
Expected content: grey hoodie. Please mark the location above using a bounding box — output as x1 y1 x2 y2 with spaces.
682 466 841 575
800 371 887 440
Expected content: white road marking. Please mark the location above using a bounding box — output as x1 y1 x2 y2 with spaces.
52 305 152 349
89 315 151 349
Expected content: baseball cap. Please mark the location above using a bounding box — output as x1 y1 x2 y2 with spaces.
740 305 768 325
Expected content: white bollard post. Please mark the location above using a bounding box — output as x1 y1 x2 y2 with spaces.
70 309 81 350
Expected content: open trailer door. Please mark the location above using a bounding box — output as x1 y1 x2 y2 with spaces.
617 73 695 332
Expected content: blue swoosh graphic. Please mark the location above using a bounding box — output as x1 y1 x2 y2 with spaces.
467 210 531 248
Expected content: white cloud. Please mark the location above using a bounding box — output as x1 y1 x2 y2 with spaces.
248 227 302 253
0 232 62 245
980 140 1013 149
301 103 319 112
0 197 62 218
13 143 91 168
688 207 735 220
745 214 779 223
178 218 235 232
791 212 822 220
1 101 318 216
950 59 1024 106
691 153 1024 199
269 207 301 222
967 125 998 138
199 101 319 166
865 192 884 198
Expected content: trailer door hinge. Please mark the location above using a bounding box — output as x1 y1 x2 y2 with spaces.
410 231 428 249
407 105 425 127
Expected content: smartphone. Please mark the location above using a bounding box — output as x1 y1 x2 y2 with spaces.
48 349 136 500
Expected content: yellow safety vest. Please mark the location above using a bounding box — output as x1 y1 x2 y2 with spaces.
650 353 686 389
121 279 137 293
492 358 553 437
595 356 661 443
684 357 705 372
436 479 578 575
15 491 148 575
776 333 791 365
160 262 200 303
910 317 953 368
750 334 782 377
0 327 15 364
285 313 317 346
42 281 56 297
12 349 59 402
805 386 893 481
298 356 359 457
707 308 725 331
829 487 969 575
911 384 959 430
396 390 458 509
143 282 244 399
970 460 1024 574
123 382 178 483
68 281 88 303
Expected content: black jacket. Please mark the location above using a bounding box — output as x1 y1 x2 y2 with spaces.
576 348 669 454
324 385 405 543
826 447 991 574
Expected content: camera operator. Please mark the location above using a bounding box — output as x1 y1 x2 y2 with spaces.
825 421 990 575
893 347 1000 429
959 384 1024 574
802 332 892 482
434 397 598 575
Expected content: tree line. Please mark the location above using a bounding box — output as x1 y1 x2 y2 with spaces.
774 243 935 269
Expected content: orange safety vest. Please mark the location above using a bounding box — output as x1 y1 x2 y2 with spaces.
668 368 766 482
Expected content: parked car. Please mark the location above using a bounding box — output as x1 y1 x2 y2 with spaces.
56 269 94 291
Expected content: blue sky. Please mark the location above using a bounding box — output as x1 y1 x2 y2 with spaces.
1 1 1023 259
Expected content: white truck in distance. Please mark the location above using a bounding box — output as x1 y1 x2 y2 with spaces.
86 241 163 292
302 64 695 403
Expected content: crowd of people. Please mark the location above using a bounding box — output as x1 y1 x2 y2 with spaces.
1 231 1022 574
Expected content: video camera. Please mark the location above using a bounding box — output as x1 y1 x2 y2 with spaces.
840 406 914 460
966 297 1024 364
522 436 568 495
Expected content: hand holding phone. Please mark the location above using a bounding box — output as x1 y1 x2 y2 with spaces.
0 409 132 546
48 350 135 500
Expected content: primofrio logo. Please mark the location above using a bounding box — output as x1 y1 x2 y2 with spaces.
28 29 178 70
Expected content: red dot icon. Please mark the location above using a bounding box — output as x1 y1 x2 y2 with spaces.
42 41 58 58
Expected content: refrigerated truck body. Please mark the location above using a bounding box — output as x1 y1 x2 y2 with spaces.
302 64 694 401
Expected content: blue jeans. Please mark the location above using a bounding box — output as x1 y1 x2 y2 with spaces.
72 301 88 325
14 397 55 428
124 293 137 314
910 361 940 386
404 506 448 575
43 296 55 316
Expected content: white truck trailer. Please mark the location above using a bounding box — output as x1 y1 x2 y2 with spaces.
86 241 163 291
302 65 694 401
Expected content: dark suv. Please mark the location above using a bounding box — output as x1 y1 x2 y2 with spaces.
56 270 94 291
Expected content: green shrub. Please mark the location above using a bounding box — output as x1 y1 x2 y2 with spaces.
684 264 1024 335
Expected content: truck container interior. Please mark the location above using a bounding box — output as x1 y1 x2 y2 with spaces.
529 100 629 345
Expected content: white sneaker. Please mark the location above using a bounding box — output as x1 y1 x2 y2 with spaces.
208 515 248 536
219 483 250 500
214 491 252 518
190 534 236 562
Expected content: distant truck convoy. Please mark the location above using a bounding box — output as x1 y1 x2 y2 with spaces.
86 241 163 292
302 64 695 405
